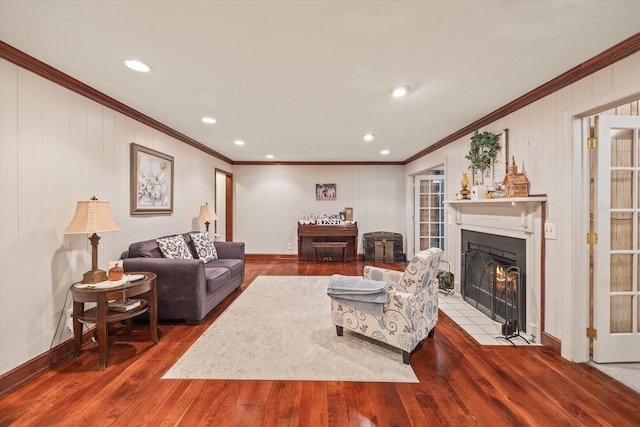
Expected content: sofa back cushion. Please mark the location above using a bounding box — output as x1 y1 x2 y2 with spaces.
127 232 204 259
128 239 163 258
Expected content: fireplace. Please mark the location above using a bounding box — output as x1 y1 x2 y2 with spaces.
445 196 546 342
461 230 526 333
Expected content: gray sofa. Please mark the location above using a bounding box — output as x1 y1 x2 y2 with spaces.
120 232 245 324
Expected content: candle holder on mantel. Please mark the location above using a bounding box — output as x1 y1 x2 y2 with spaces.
460 173 471 199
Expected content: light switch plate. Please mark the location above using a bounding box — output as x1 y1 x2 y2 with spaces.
544 222 557 239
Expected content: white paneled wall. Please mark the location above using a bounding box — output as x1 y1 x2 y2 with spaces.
0 59 230 375
2 50 640 377
406 51 640 361
233 164 406 255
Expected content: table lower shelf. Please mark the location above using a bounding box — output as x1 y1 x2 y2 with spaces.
78 299 149 323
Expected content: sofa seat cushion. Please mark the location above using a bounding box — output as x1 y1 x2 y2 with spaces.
206 259 244 279
205 267 231 293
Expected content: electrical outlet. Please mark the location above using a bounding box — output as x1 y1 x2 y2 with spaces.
544 222 557 240
66 309 74 332
288 243 293 250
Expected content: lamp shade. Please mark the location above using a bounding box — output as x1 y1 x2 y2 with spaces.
65 199 120 234
198 203 218 222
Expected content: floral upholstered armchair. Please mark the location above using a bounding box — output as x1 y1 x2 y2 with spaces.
329 247 443 364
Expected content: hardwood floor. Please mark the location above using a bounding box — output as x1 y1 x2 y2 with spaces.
1 259 639 426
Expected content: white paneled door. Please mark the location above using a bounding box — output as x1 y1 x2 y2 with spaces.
414 174 445 255
593 115 640 363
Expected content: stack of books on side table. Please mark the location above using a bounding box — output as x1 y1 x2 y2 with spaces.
108 299 142 312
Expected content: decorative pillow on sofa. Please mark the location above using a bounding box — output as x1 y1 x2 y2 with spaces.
189 232 218 263
156 235 194 259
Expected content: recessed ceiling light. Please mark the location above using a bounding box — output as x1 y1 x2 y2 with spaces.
391 85 409 98
380 149 390 155
234 140 245 146
266 154 274 159
363 133 375 142
202 117 217 124
123 59 152 73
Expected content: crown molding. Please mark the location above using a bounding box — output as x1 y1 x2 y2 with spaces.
403 32 640 165
0 41 234 164
233 161 404 166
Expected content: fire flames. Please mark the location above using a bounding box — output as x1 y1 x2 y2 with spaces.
495 265 517 291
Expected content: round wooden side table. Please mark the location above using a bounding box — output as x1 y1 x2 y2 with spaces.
70 272 158 371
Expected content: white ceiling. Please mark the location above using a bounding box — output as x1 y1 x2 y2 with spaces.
1 1 639 163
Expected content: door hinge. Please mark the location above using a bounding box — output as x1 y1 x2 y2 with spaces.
586 233 598 245
586 327 597 340
587 137 598 149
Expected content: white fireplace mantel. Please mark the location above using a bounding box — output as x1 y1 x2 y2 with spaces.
446 195 548 207
445 196 547 234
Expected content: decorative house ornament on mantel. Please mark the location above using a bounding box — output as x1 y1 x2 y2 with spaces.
502 156 529 197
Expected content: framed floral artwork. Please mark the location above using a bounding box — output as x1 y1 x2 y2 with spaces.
130 143 174 215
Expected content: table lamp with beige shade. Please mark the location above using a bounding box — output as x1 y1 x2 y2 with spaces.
65 196 120 284
198 202 217 233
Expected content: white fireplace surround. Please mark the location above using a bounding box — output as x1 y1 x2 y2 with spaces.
445 196 547 341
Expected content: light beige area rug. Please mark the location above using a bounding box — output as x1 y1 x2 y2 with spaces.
162 275 418 382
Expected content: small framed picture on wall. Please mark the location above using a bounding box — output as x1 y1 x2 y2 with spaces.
316 183 336 200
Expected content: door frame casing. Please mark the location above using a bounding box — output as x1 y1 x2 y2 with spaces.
570 116 591 363
215 168 233 242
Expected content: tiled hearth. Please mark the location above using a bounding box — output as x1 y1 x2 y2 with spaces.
439 292 540 346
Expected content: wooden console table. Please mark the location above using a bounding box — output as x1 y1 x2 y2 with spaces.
298 223 358 262
70 272 158 371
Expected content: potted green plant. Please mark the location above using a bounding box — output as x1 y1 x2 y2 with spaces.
465 130 501 183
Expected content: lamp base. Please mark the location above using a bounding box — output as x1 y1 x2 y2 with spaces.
82 269 109 284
